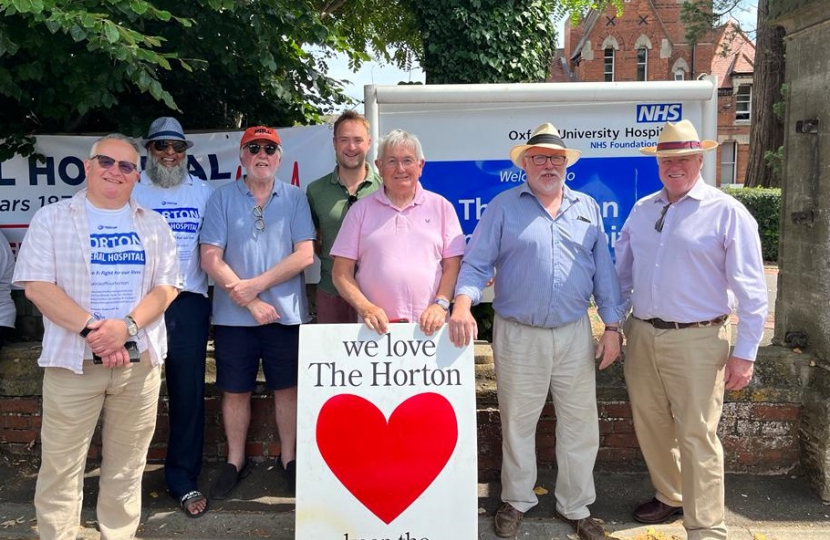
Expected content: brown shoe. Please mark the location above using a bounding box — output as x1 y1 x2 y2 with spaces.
494 502 524 538
632 498 683 524
556 512 607 540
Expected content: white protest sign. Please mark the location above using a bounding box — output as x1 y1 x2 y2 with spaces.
297 323 477 540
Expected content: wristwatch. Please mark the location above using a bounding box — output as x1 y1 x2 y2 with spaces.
79 317 95 338
124 315 139 337
433 298 450 311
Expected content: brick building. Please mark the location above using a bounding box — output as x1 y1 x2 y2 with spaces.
556 2 755 185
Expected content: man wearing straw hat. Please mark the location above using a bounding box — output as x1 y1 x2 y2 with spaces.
450 123 625 540
615 119 768 539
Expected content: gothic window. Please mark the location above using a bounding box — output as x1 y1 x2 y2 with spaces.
637 48 648 81
604 48 615 81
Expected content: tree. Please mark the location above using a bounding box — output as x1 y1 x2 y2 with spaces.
0 0 357 159
744 0 784 188
402 0 619 84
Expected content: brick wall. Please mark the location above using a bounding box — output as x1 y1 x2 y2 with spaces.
567 1 715 83
0 344 809 480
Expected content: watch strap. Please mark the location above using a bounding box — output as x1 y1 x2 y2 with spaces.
79 317 95 338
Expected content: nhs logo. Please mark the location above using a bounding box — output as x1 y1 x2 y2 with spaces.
636 104 682 123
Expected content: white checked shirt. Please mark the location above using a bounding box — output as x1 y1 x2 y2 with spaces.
13 190 181 374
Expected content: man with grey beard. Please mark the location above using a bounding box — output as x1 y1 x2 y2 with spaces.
133 117 214 518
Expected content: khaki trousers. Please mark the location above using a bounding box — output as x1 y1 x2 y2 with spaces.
623 317 731 540
36 357 161 540
493 314 598 519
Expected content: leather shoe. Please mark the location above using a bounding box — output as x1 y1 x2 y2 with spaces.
494 502 524 538
632 498 683 524
556 512 607 540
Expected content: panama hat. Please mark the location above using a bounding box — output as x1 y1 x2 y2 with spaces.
143 117 194 149
509 123 581 168
640 119 718 156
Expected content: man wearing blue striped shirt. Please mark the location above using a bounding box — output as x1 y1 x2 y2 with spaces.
450 123 625 540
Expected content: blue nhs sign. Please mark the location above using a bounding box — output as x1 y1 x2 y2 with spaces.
636 103 682 123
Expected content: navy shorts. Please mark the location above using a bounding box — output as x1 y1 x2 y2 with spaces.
213 324 300 392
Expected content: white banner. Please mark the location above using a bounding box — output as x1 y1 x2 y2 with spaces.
0 125 337 248
296 323 478 540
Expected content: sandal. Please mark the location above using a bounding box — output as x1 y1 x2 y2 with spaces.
179 490 209 518
210 458 254 500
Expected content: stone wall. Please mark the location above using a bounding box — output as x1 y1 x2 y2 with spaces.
0 342 812 483
771 0 830 502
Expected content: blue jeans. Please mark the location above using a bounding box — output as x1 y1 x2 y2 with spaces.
163 292 211 499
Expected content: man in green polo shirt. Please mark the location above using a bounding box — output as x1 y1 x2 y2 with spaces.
307 111 381 322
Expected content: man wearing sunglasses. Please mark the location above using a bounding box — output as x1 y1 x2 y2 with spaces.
306 111 381 323
449 123 624 540
14 134 180 540
200 125 315 498
133 117 214 518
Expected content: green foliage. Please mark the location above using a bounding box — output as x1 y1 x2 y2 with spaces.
681 0 716 46
681 0 744 47
0 0 355 159
402 0 617 84
763 146 783 183
721 186 781 262
772 83 788 120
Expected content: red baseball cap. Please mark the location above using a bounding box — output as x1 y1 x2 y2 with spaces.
240 126 281 148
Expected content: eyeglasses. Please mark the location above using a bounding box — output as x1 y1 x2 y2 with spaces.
245 143 278 156
526 154 567 166
655 203 672 232
382 157 417 169
347 195 358 208
252 205 265 231
91 155 139 175
152 140 188 153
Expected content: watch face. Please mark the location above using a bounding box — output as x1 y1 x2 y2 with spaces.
125 317 138 336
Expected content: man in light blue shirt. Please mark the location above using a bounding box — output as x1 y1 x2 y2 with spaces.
200 126 315 499
449 123 624 540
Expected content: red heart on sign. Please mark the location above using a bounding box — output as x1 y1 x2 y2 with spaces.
316 392 458 524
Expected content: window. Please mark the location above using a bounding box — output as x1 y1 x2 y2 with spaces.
604 48 615 82
674 69 685 81
637 48 648 81
720 142 737 185
736 85 751 120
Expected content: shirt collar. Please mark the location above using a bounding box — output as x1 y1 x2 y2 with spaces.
70 188 144 215
373 181 425 208
328 164 376 187
518 182 579 204
656 176 707 204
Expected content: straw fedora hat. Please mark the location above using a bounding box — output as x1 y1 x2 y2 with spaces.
640 119 718 156
509 123 581 168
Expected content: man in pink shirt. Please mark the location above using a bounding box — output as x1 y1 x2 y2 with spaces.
331 129 465 335
615 120 768 540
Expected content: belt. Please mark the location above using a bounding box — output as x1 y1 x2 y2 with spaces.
637 314 729 330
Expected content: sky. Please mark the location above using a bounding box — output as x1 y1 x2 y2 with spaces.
329 4 757 112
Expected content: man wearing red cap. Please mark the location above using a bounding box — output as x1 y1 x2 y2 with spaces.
200 126 316 498
615 119 768 539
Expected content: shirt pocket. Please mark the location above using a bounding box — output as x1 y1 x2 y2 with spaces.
561 219 598 254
